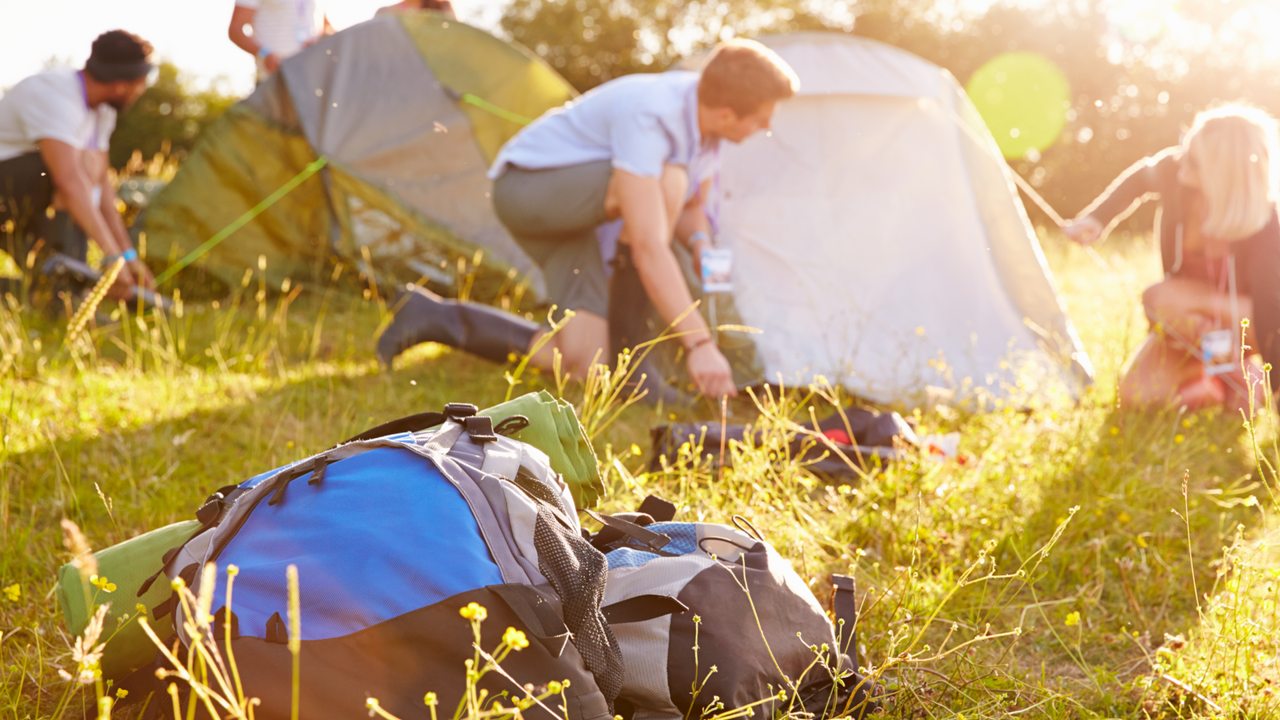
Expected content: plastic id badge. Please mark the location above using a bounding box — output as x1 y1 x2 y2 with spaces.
1201 328 1235 376
700 248 734 294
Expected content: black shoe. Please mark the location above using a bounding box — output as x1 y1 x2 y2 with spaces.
377 285 540 367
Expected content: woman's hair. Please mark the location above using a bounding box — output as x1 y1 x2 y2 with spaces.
698 39 799 117
1184 104 1280 241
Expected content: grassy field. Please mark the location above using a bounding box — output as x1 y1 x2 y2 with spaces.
2 236 1279 719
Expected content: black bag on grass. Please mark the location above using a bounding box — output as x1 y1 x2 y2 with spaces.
650 405 917 479
119 403 621 720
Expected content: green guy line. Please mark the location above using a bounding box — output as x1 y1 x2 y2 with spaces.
155 155 330 285
462 93 532 126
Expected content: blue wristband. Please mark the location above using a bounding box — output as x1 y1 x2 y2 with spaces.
688 231 712 248
106 248 139 264
257 46 273 60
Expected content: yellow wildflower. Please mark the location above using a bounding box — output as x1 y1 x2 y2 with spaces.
459 602 487 621
3 584 20 602
503 626 529 650
1064 611 1080 627
90 575 117 593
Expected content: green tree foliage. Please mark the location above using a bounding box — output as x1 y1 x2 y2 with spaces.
500 0 840 92
108 62 237 170
500 0 1280 233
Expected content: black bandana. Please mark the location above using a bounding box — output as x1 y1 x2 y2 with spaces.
85 56 153 83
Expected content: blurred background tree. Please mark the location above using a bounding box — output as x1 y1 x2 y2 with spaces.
500 0 842 90
108 61 236 170
500 0 1280 235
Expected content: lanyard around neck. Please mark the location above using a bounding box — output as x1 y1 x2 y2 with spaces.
77 71 102 151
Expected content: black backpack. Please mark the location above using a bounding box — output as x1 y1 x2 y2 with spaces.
590 499 879 720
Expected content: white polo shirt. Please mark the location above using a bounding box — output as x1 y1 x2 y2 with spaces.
489 71 719 183
235 0 325 75
0 68 116 162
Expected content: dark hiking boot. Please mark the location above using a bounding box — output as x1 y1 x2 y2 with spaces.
377 284 540 368
608 245 691 407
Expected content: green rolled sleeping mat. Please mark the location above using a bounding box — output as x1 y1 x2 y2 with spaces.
478 390 603 508
56 519 203 682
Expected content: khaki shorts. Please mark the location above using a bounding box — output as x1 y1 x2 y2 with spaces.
492 160 613 320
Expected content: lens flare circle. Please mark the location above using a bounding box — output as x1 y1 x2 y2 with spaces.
966 52 1071 160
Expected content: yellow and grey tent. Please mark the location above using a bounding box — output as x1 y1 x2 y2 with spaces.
143 13 575 292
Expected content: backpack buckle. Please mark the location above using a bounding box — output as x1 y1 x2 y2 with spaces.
444 403 479 421
464 415 498 443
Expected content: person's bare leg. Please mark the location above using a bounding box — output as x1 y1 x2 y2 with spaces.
1143 276 1242 340
524 310 609 380
1143 277 1263 410
1119 330 1216 409
527 164 689 380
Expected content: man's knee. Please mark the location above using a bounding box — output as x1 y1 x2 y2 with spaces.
550 309 610 372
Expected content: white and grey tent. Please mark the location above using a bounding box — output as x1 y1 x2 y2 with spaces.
707 33 1093 406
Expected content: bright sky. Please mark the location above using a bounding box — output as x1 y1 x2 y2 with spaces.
1 0 504 95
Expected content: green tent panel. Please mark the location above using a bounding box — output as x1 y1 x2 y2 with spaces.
400 14 576 163
143 105 330 287
143 13 576 292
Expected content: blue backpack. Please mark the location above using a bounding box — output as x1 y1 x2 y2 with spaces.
128 404 622 720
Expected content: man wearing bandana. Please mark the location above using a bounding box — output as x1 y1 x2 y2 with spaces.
0 30 156 299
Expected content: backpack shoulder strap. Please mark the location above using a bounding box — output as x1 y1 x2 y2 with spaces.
339 411 447 445
337 402 485 445
831 574 861 669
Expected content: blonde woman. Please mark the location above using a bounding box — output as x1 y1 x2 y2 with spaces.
1065 105 1280 410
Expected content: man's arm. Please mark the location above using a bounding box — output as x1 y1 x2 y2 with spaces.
614 168 736 397
39 139 137 292
229 5 281 73
91 151 154 288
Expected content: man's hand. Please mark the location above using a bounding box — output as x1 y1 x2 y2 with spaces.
105 261 139 300
130 259 156 290
1063 216 1104 246
263 52 282 73
686 341 737 398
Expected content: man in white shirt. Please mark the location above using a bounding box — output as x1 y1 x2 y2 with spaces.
229 0 334 81
0 30 156 299
378 40 799 400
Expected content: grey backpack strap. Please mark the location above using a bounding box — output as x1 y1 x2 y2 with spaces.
423 420 466 453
